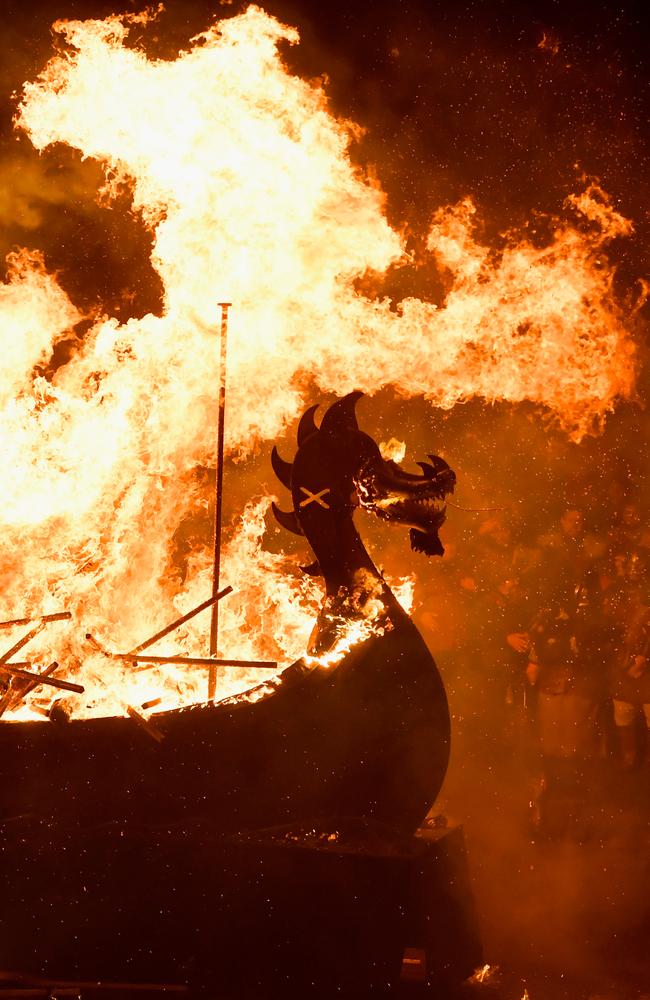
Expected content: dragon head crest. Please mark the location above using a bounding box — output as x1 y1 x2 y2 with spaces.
272 392 455 558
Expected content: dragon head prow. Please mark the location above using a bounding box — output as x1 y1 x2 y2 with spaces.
354 451 455 556
272 391 455 557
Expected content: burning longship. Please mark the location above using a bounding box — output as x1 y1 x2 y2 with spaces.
0 392 454 835
0 1 640 835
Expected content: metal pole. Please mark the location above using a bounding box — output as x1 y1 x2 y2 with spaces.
208 302 232 699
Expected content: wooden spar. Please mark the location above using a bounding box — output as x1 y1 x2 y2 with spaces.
132 655 277 670
2 660 60 713
0 662 84 695
0 622 46 665
85 633 276 671
0 622 68 717
126 705 164 743
85 633 114 655
0 616 72 716
141 697 162 710
208 302 232 700
128 586 233 654
0 611 71 631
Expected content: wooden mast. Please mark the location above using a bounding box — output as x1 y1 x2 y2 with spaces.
208 302 231 699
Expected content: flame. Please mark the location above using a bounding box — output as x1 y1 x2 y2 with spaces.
0 5 642 719
305 569 396 672
468 963 500 985
5 498 320 720
379 438 407 463
538 32 560 57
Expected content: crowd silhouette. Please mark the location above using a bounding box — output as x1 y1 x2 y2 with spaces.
419 498 649 842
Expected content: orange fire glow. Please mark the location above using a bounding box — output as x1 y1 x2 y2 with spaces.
0 5 642 720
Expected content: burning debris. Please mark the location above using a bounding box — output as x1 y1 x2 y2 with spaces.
469 963 501 985
0 610 81 718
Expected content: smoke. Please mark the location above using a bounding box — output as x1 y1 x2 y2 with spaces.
0 150 94 231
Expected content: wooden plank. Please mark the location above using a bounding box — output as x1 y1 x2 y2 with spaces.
85 633 276 672
0 611 71 631
208 302 232 699
126 706 164 743
128 587 232 654
0 661 60 718
131 654 277 670
0 624 46 665
0 663 84 695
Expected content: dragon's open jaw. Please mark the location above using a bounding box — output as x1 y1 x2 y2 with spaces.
354 453 456 556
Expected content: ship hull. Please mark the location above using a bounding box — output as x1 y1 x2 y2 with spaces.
0 619 449 835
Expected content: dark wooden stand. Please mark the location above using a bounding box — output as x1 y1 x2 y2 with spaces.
0 815 481 998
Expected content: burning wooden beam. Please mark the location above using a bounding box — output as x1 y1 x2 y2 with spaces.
132 654 277 670
0 662 84 695
141 697 162 711
0 615 75 716
128 586 233 654
0 611 71 631
126 705 164 743
0 623 47 665
85 633 277 672
208 302 232 700
2 660 61 713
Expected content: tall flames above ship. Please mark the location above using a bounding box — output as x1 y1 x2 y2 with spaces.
0 5 643 719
